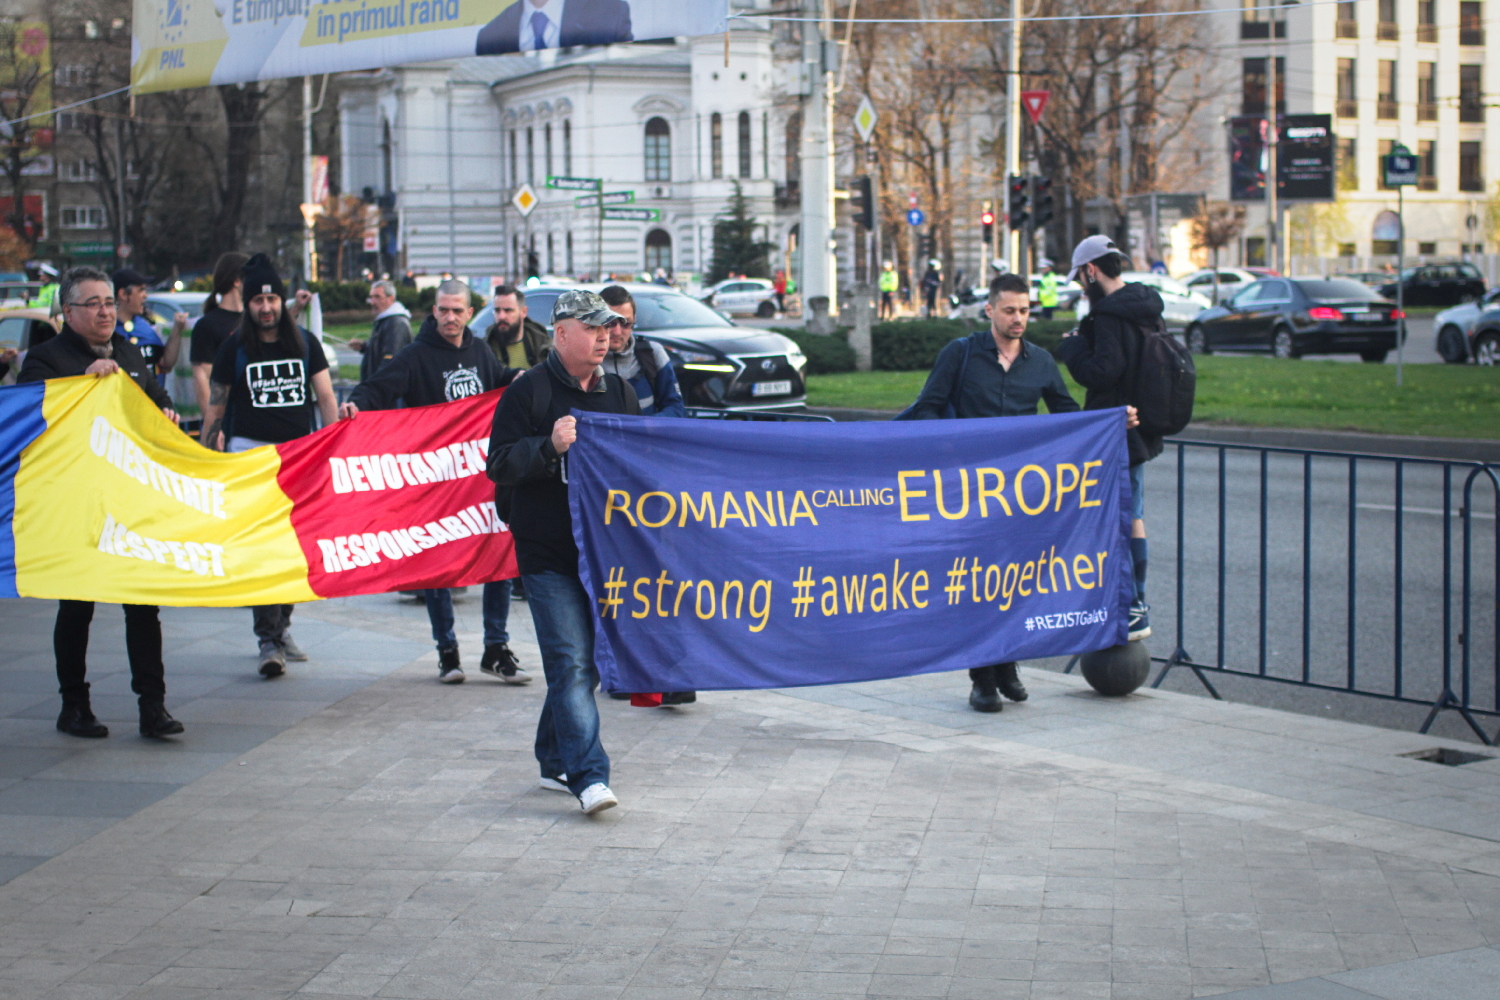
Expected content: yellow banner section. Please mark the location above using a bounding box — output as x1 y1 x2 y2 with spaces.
13 374 317 607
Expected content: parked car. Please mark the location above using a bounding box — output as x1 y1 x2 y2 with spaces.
0 307 59 362
0 280 42 309
1378 262 1486 307
1181 267 1265 305
476 282 807 410
1120 272 1211 330
1184 277 1403 361
1461 307 1500 365
702 278 779 317
144 291 206 327
1434 286 1500 363
1336 271 1392 291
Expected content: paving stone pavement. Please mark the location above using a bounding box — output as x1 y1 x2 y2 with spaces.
1 591 1499 999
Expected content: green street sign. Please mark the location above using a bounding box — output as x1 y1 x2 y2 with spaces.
602 207 660 222
547 175 601 191
575 190 636 208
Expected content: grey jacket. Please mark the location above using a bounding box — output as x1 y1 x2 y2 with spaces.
360 305 413 382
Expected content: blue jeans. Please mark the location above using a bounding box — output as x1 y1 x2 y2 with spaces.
1129 462 1146 522
424 582 511 651
523 571 609 794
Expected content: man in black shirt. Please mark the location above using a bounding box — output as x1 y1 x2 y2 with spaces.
908 273 1081 713
202 254 338 679
488 290 639 816
340 279 528 686
189 252 248 418
17 266 185 740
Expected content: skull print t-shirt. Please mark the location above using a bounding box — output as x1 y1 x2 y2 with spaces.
210 330 330 444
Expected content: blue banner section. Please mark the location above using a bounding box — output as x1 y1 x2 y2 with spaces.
568 408 1133 693
0 382 48 598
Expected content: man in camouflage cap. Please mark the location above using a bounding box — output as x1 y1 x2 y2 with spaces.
486 287 639 815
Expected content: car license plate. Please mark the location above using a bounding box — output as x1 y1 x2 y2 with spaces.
752 380 792 397
1355 312 1386 323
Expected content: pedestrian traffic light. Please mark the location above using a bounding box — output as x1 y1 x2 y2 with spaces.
980 203 995 244
1032 177 1055 229
853 175 876 230
1007 174 1030 229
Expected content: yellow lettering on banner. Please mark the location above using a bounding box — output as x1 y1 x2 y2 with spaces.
654 570 673 617
721 580 744 619
720 492 749 528
1015 464 1051 515
695 580 717 619
841 575 868 613
745 491 777 527
604 490 637 526
636 492 676 529
749 580 773 632
1048 546 1072 591
911 570 929 608
976 468 1011 517
1018 561 1035 596
631 577 651 618
1073 554 1096 589
897 471 929 521
679 492 717 528
673 581 693 616
787 491 818 525
999 563 1020 610
869 573 888 612
933 469 970 520
1054 464 1081 511
820 577 838 616
1079 460 1103 507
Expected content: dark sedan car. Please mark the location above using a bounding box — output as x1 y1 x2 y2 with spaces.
1185 278 1404 362
1378 262 1486 307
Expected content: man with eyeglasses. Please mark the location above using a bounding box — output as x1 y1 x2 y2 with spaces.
18 266 185 741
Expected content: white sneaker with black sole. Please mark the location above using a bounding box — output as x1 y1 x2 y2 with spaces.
578 783 618 815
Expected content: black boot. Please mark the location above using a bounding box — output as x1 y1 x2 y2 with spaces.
57 702 108 738
968 666 1002 713
996 662 1028 702
139 699 184 738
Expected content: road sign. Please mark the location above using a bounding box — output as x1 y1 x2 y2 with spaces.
116 244 132 260
1021 90 1050 125
547 175 601 191
512 183 538 216
907 208 925 227
575 190 636 208
854 96 878 142
1383 146 1418 187
602 207 660 222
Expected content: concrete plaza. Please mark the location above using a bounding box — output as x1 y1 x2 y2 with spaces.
1 591 1499 999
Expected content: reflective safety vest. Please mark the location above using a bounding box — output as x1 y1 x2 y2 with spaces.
1039 272 1060 308
878 268 899 292
33 283 59 308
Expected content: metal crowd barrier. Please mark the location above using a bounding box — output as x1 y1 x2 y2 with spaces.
1069 441 1499 745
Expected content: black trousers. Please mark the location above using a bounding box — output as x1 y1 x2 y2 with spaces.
54 600 165 704
969 662 1017 685
252 604 294 645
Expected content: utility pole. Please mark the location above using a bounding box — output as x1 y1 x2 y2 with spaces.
1265 15 1279 273
799 0 838 314
1006 0 1022 275
302 77 315 282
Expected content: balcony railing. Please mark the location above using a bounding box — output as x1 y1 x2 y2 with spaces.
1418 102 1438 121
1337 19 1359 38
1461 28 1486 46
1461 102 1486 123
1417 24 1437 42
1377 100 1399 120
1337 99 1358 118
1378 21 1399 40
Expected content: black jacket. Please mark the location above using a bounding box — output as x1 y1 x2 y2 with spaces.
911 332 1077 420
1055 282 1165 466
17 324 173 409
485 315 552 368
475 0 632 54
359 309 413 382
349 315 514 411
487 351 639 576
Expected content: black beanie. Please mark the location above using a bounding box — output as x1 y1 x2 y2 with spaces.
241 253 286 301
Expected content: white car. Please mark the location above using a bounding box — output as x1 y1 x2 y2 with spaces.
1118 272 1212 331
1181 267 1268 306
702 278 778 318
1434 285 1500 363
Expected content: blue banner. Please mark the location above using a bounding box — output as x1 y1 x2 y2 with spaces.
568 409 1133 693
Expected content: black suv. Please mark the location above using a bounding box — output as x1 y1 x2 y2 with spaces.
1378 263 1486 306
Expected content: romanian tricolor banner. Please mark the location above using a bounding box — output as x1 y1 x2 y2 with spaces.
0 373 515 605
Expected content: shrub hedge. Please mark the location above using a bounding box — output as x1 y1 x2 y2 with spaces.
774 314 1078 374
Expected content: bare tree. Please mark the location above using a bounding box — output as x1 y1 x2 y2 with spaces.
1190 201 1245 301
0 20 53 248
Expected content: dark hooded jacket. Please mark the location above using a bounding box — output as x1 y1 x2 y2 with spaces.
348 314 514 411
1054 281 1165 466
17 323 173 409
485 315 551 369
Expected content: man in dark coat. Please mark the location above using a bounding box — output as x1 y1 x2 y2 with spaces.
17 266 185 741
475 0 633 55
349 279 413 382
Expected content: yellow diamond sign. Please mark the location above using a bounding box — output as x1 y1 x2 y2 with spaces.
512 183 538 216
854 96 878 143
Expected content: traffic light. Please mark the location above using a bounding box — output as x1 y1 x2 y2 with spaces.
852 175 875 229
980 202 995 244
1007 174 1030 229
920 234 936 258
1032 177 1055 229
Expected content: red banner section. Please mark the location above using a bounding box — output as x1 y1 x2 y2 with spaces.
276 389 518 598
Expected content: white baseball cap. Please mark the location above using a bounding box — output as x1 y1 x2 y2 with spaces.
1068 234 1126 281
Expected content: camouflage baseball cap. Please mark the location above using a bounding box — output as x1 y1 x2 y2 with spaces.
551 289 626 327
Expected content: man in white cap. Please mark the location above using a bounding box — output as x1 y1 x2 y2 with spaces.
1055 235 1162 642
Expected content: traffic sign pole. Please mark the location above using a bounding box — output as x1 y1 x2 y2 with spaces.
1382 145 1417 387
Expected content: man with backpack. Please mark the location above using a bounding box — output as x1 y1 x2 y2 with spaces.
906 272 1079 713
338 279 529 687
1055 235 1197 645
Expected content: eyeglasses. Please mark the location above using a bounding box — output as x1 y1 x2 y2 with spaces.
608 319 635 331
65 298 116 311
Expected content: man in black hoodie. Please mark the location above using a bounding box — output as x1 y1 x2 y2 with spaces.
339 279 529 687
17 266 185 740
1054 235 1163 642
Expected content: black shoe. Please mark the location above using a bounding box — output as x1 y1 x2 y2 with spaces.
660 691 697 706
969 682 1003 713
996 662 1028 702
57 704 108 738
608 691 633 701
479 643 531 684
139 700 184 738
438 647 465 684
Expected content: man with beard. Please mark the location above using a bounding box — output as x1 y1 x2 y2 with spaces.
339 279 529 686
17 266 185 739
484 283 551 370
202 254 338 679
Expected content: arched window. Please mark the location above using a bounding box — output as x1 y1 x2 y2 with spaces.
738 111 752 178
710 112 723 179
645 228 672 274
526 127 535 185
644 116 671 181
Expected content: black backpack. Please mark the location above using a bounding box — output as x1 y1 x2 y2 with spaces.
1130 316 1196 437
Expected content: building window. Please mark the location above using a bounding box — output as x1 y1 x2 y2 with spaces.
526 127 535 185
61 159 97 182
1417 63 1437 121
737 111 752 179
54 64 91 87
710 112 723 179
1418 140 1437 190
1460 141 1484 191
566 231 573 275
1240 0 1285 38
1242 57 1284 116
544 122 553 179
1378 0 1398 39
1418 0 1437 41
644 116 671 181
57 111 81 131
509 130 517 188
1337 137 1357 190
785 112 802 184
1377 60 1398 120
645 228 672 274
1337 59 1357 118
60 206 104 229
562 119 572 176
1461 1 1485 45
1460 65 1484 122
1337 0 1358 38
1418 241 1437 255
1338 242 1357 257
547 232 555 274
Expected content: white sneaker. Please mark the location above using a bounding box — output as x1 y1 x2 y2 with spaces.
578 783 618 815
538 775 569 793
